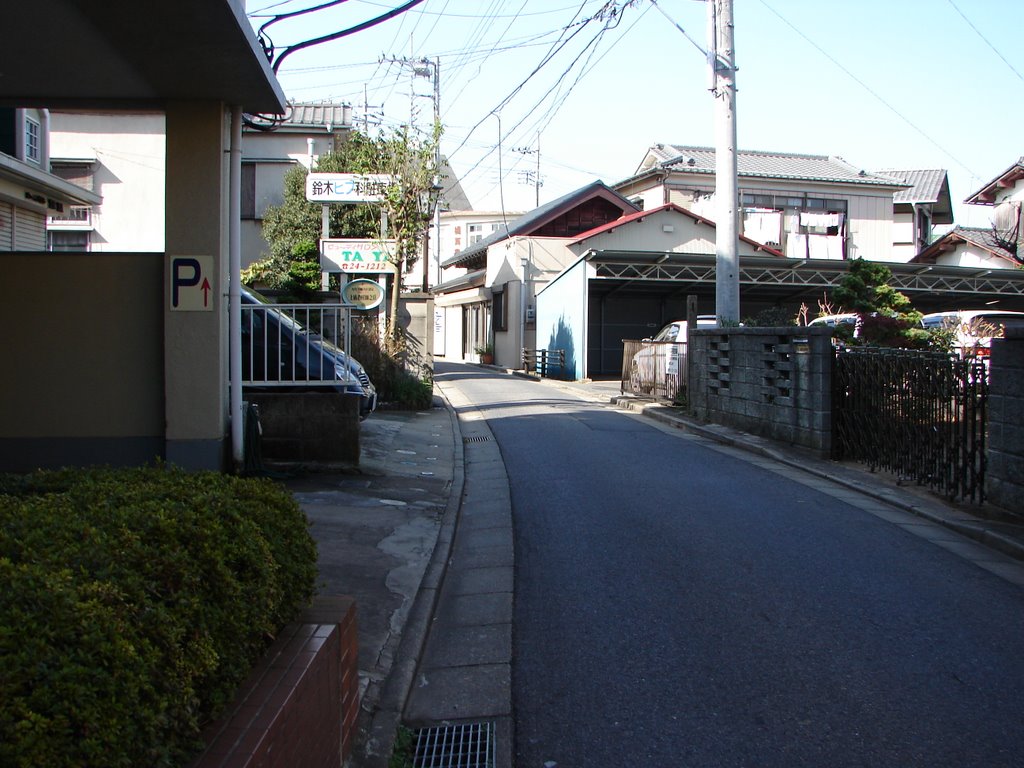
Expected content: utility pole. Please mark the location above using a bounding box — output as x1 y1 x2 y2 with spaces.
383 55 442 291
709 0 740 325
514 133 542 207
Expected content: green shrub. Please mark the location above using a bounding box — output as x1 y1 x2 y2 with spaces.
0 466 317 768
743 307 797 327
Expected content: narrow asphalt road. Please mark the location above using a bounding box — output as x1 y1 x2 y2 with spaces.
436 362 1024 768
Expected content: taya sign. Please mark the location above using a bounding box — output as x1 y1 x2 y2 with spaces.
320 239 396 273
305 173 394 203
342 279 385 310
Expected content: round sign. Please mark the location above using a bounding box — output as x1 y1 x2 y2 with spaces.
342 278 385 310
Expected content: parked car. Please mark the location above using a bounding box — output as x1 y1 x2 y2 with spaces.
628 315 717 395
240 287 377 418
808 313 859 329
920 310 1024 358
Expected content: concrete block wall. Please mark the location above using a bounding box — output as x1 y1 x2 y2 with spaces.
190 596 359 768
988 327 1024 512
688 327 834 455
247 392 361 464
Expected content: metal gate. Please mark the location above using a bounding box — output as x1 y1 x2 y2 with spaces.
832 347 989 503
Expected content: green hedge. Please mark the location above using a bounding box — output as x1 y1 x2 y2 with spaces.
0 466 318 768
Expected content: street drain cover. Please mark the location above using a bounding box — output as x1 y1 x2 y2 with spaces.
463 435 492 444
412 721 494 768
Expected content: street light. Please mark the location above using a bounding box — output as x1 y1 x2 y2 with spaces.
419 178 443 292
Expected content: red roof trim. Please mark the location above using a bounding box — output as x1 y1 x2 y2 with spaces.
569 202 783 257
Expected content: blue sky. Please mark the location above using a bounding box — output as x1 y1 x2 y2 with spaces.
248 0 1023 225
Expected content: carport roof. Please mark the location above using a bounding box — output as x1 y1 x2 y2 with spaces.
1 0 285 114
577 250 1024 310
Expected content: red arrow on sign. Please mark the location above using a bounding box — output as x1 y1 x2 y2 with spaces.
201 277 211 307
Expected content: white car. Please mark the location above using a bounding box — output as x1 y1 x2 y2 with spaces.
921 310 1024 358
628 316 717 396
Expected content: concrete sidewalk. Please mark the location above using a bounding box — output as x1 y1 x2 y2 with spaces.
280 403 462 766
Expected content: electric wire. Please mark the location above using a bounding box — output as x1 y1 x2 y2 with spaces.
454 2 643 200
445 1 600 163
946 0 1024 85
649 0 706 57
272 0 428 73
757 0 979 180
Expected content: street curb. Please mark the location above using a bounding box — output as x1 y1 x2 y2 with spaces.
352 393 466 768
613 397 1024 564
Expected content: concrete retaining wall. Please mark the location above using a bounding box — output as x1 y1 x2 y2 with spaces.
987 327 1024 512
688 327 834 456
246 393 361 464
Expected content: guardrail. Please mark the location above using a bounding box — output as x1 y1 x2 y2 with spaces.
522 348 566 378
241 302 361 388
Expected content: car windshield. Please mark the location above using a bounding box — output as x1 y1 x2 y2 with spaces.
654 324 679 342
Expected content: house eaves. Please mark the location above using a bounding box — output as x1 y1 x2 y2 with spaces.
432 268 487 295
0 153 101 208
912 226 1020 266
441 180 639 269
1 0 285 115
965 158 1024 205
569 202 784 257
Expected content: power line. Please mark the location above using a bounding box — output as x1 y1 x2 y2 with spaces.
946 0 1024 85
272 0 428 73
648 0 706 57
757 0 979 179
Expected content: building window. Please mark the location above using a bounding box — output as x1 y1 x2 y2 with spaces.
25 117 40 164
48 230 90 252
468 223 484 244
241 163 256 219
492 286 507 332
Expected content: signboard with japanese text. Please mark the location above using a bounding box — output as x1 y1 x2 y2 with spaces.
320 238 396 273
342 279 385 310
305 173 394 203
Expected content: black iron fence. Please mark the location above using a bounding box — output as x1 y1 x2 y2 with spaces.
832 347 989 503
522 348 567 378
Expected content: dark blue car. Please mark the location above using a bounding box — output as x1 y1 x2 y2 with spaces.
240 287 377 418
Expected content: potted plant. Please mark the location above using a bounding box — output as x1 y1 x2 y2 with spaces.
474 343 494 365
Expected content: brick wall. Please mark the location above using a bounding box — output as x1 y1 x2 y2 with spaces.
190 596 359 768
688 327 834 455
988 327 1024 512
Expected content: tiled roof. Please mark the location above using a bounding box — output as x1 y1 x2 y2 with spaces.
641 144 907 187
874 168 948 204
441 180 638 268
282 102 352 130
965 157 1024 205
913 225 1020 265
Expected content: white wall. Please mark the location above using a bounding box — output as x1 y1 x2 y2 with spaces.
934 244 1016 270
50 112 166 252
630 175 898 261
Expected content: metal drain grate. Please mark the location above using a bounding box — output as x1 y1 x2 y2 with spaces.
412 721 495 768
462 435 492 444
